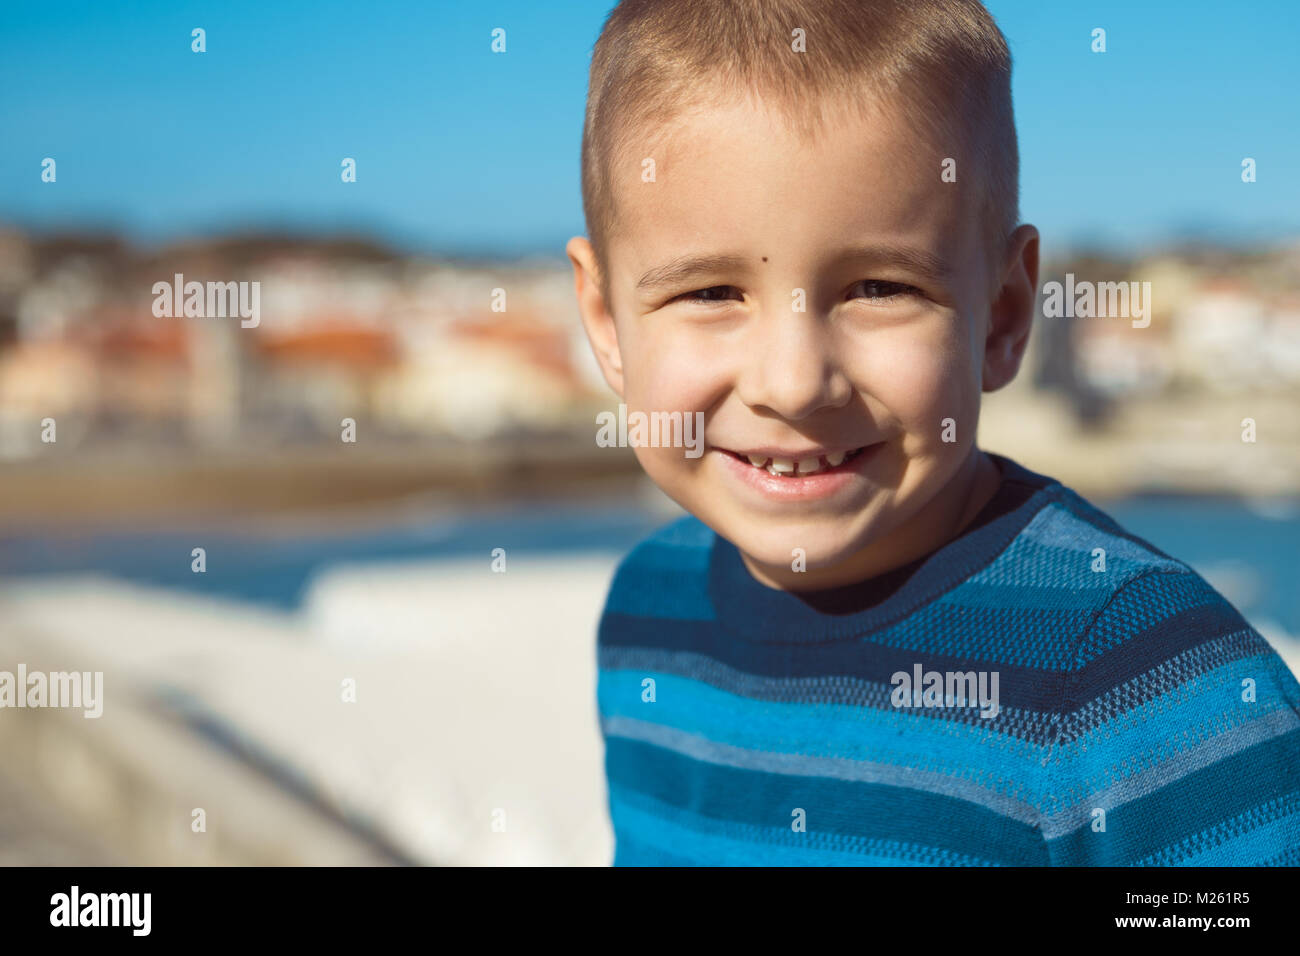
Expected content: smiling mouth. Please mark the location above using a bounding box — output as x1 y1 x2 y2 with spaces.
722 446 870 477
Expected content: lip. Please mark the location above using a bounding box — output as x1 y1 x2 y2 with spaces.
715 442 885 502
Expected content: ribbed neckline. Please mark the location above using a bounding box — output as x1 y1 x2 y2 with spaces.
707 453 1059 644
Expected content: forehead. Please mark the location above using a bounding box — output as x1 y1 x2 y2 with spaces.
607 93 981 286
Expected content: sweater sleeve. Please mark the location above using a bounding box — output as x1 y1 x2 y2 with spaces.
1042 567 1300 866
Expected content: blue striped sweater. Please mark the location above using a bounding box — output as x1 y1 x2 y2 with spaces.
596 454 1300 865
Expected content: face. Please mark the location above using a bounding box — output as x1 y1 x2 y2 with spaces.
570 91 1037 591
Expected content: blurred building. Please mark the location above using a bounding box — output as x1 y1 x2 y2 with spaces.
0 225 1297 471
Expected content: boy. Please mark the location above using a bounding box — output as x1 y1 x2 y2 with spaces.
566 0 1300 865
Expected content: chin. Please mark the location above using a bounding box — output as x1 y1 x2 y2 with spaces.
727 524 872 574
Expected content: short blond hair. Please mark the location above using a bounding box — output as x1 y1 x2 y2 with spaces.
579 0 1019 304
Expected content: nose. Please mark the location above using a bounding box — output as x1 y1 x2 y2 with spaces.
733 307 853 421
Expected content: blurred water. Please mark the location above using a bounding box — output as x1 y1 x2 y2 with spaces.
0 503 666 610
1 496 1297 637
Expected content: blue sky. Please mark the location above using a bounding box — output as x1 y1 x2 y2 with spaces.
2 0 1297 260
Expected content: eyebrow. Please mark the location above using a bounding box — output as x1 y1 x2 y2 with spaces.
840 244 954 283
634 244 953 295
636 254 748 294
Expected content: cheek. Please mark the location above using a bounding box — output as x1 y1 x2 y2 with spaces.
842 321 979 433
632 444 700 499
617 325 722 491
620 324 728 414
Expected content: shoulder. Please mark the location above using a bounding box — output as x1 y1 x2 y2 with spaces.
974 460 1295 693
967 462 1195 660
1044 557 1300 863
1070 558 1300 717
1018 482 1300 864
1003 459 1190 582
1018 474 1295 689
600 514 717 621
1027 479 1282 674
979 456 1191 593
998 459 1300 706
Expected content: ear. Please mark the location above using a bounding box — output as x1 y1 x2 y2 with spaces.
566 236 625 398
983 223 1039 392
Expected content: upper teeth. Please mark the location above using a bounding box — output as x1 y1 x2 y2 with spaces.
740 449 858 476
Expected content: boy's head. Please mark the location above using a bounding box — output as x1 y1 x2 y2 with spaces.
568 0 1040 591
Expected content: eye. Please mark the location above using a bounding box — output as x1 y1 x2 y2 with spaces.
848 279 919 302
674 285 743 304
